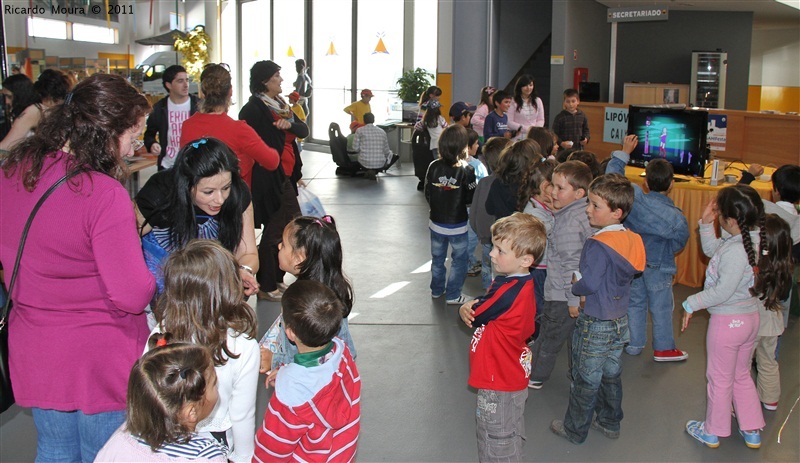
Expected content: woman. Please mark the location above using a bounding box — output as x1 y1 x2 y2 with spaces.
135 137 260 314
293 58 312 117
1 74 38 153
0 73 156 462
508 74 545 139
239 60 308 301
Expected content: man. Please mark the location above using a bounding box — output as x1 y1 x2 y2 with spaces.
353 112 398 180
343 89 373 123
144 65 199 170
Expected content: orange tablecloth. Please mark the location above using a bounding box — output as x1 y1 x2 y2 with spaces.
624 166 773 288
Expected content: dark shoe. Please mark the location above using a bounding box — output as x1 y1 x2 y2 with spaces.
364 170 377 181
591 418 620 439
550 420 579 444
257 289 283 302
417 181 424 191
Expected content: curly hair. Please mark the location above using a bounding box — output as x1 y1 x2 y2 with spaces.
751 214 794 311
34 69 75 103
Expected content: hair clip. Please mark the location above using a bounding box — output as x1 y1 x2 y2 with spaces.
156 338 168 347
312 215 333 227
63 92 73 106
761 249 769 256
322 215 333 224
190 138 208 149
179 368 190 380
485 86 496 95
752 266 760 275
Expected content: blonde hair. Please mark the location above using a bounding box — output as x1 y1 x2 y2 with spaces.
491 212 547 262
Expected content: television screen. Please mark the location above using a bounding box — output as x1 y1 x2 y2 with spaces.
626 106 709 177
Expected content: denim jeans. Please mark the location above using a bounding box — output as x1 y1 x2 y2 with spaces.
627 266 676 353
430 229 469 300
468 224 480 268
32 408 125 463
531 269 547 341
562 312 629 443
530 300 576 382
481 242 494 290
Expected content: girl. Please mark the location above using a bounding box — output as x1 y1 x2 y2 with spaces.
418 100 448 156
471 86 496 143
261 215 357 372
417 85 443 121
151 240 260 463
508 75 545 139
527 126 558 160
96 337 227 462
681 184 790 449
523 158 557 318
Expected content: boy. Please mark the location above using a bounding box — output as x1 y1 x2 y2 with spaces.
459 212 547 462
425 124 477 305
550 173 645 444
343 88 373 123
483 90 520 140
450 101 476 128
253 281 360 462
607 134 690 361
552 88 590 151
529 161 593 389
466 128 489 277
144 64 199 170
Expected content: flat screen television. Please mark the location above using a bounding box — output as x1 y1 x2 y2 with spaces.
626 106 709 177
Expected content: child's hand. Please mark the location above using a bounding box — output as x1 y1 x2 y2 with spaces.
264 367 279 389
747 163 764 177
681 311 692 332
622 134 638 154
459 299 479 328
259 347 273 374
701 198 718 224
581 138 589 146
568 306 580 318
579 296 586 309
560 141 573 149
503 131 512 139
241 270 260 297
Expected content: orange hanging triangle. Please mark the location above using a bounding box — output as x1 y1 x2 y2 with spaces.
373 37 389 54
287 45 295 57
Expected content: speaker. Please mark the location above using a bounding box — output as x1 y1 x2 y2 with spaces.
579 82 600 102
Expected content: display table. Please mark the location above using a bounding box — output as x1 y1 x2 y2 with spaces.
623 165 773 288
125 156 157 197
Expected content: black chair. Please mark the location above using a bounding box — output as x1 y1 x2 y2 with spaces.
328 122 364 176
412 129 433 189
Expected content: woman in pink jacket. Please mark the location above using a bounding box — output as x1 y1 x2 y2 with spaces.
508 75 545 139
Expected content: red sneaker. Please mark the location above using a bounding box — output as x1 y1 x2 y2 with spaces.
654 349 688 362
763 402 778 411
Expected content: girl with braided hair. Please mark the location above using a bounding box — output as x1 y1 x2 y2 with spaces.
680 184 781 450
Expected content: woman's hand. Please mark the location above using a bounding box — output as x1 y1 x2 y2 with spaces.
240 268 259 297
273 119 291 130
701 198 718 224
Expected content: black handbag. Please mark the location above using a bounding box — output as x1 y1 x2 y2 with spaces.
1 169 86 413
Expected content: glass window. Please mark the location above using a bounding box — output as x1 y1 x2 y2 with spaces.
357 0 405 123
73 23 117 44
311 0 352 140
414 0 438 75
27 17 68 40
241 0 271 104
220 0 240 115
273 0 306 88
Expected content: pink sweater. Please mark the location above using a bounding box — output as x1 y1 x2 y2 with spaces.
0 151 156 413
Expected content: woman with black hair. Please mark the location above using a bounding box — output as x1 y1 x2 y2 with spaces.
508 74 545 140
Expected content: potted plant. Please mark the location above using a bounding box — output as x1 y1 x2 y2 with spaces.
396 67 434 102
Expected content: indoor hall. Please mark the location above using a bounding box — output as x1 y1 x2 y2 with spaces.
1 147 798 462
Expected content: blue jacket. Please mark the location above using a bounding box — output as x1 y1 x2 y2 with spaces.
607 151 689 274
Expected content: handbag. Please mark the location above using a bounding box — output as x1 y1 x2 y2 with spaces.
0 169 86 413
297 184 326 218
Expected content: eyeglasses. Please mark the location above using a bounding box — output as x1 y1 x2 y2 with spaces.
203 63 231 72
131 139 144 152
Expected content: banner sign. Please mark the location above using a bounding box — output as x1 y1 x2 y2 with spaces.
603 107 629 144
708 114 727 152
608 7 669 23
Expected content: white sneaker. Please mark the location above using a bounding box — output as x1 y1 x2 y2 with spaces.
446 294 473 305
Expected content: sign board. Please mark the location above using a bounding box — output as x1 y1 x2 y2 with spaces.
603 107 629 144
608 7 668 23
551 55 564 65
708 114 727 152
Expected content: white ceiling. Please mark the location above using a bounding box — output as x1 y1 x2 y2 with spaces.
594 0 800 28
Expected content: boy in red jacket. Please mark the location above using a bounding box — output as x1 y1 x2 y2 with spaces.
459 212 547 461
253 281 360 463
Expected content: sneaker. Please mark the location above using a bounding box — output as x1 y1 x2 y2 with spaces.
431 291 445 299
739 429 761 449
528 380 544 390
446 294 473 305
686 420 719 448
549 420 579 444
762 402 778 411
591 418 620 439
654 349 689 362
467 263 482 277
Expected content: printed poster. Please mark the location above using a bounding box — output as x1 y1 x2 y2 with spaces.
708 114 727 152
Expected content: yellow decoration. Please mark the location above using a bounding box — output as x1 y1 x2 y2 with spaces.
173 25 211 83
287 45 295 57
373 33 389 54
326 41 337 56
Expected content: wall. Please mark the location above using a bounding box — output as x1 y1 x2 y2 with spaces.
451 0 489 103
749 27 800 113
497 0 552 90
615 11 753 110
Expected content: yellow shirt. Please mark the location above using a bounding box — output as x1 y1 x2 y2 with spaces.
343 100 371 123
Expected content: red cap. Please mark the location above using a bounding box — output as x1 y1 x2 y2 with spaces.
288 91 300 102
361 89 374 97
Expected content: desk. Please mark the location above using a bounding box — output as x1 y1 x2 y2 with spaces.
378 121 414 165
624 165 772 287
125 156 157 197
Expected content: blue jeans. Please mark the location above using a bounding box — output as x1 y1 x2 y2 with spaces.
563 313 629 443
627 266 675 353
481 242 494 290
467 224 479 268
32 408 125 463
430 230 469 300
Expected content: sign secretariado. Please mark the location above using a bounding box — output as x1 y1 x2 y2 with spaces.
608 6 669 23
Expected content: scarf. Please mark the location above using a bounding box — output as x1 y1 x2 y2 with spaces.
257 93 293 119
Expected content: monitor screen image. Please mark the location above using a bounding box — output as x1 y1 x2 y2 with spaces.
626 106 709 177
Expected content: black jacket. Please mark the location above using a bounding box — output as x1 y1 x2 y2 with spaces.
425 159 477 224
143 94 199 169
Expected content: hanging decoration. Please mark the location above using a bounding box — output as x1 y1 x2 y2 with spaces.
326 39 338 56
373 32 389 55
287 45 295 57
173 25 211 82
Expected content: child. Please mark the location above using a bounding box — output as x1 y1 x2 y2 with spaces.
549 173 645 444
523 158 557 324
466 128 489 277
607 134 690 361
95 337 227 462
253 280 361 462
471 86 496 144
567 150 603 178
527 127 558 160
260 214 357 372
417 100 448 156
287 91 306 122
459 212 547 461
470 137 514 289
552 88 590 151
681 184 788 449
483 90 520 140
529 161 593 389
425 124 477 305
151 240 260 462
753 214 793 411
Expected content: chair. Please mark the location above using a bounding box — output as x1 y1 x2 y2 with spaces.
328 122 364 176
412 129 433 183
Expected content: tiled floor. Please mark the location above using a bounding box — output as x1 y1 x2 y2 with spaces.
1 146 798 462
